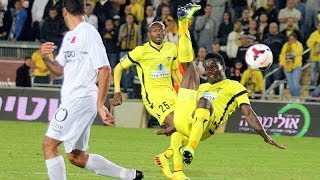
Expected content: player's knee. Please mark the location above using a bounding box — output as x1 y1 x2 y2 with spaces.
42 137 60 153
197 98 213 115
67 150 87 168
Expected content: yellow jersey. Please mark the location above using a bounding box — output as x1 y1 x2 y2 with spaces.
120 41 178 103
32 50 53 76
198 79 250 140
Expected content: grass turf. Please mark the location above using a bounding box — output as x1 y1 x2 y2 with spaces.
0 120 319 180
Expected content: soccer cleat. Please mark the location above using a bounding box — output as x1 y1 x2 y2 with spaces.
154 154 173 178
133 170 144 180
182 146 194 165
172 171 190 180
177 3 201 20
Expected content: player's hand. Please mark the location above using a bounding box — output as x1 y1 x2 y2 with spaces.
111 92 123 106
40 42 55 59
264 136 286 149
155 126 176 136
98 105 114 126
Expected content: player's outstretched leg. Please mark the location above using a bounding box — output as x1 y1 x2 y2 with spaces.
154 152 173 178
172 171 190 180
177 3 201 64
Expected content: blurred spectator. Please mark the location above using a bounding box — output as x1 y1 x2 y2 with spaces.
154 4 173 27
155 0 171 18
306 22 320 86
247 19 259 42
113 14 121 31
32 43 52 84
129 0 144 24
41 7 64 48
279 33 303 98
252 0 279 24
0 0 8 11
217 11 233 46
100 19 119 69
195 4 218 52
247 0 267 17
226 20 244 59
207 0 228 25
262 22 286 89
0 1 11 40
211 42 231 76
193 47 207 83
236 33 255 70
118 13 141 58
31 0 48 41
85 3 98 29
16 56 32 87
257 13 269 40
302 0 320 38
240 68 264 99
8 0 27 41
230 0 247 19
294 0 306 32
94 0 114 31
43 0 63 21
141 5 155 43
281 17 302 42
239 8 251 32
164 19 178 45
120 4 132 25
229 60 243 82
278 0 301 31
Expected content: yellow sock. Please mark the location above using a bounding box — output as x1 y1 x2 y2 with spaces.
163 148 173 159
171 132 188 172
188 108 210 149
178 19 194 63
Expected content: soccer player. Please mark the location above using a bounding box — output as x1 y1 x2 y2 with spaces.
40 0 143 180
111 4 201 135
154 7 286 180
157 56 287 179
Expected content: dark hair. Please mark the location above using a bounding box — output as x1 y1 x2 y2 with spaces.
205 53 225 68
62 0 84 15
24 56 31 60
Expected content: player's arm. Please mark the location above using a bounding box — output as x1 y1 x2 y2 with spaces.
171 68 182 87
97 65 114 126
112 51 137 106
40 42 63 76
240 104 286 149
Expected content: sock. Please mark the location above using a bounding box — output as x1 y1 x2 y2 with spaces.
45 155 67 180
85 154 135 180
171 132 188 172
178 19 194 63
188 108 210 149
163 148 174 159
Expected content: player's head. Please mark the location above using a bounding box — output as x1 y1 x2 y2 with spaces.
148 21 166 45
204 53 226 84
62 0 84 27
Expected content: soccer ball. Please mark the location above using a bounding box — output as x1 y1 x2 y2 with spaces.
245 44 273 70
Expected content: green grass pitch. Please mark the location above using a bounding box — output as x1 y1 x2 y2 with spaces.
0 120 319 180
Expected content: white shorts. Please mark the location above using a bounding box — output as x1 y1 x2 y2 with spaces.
46 95 97 153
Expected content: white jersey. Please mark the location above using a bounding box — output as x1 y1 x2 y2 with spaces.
56 22 109 102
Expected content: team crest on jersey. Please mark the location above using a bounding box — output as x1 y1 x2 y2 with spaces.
150 64 170 78
201 91 216 101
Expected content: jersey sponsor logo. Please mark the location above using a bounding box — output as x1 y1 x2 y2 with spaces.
64 51 75 58
150 64 170 78
201 91 216 101
71 36 76 43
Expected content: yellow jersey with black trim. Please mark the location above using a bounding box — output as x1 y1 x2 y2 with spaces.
119 41 178 101
197 79 250 140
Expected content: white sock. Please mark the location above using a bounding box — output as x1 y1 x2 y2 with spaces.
45 155 67 180
85 154 136 180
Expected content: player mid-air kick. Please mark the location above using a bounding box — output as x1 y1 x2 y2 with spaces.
154 3 286 180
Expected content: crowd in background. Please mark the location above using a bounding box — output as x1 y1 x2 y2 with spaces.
4 0 320 100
